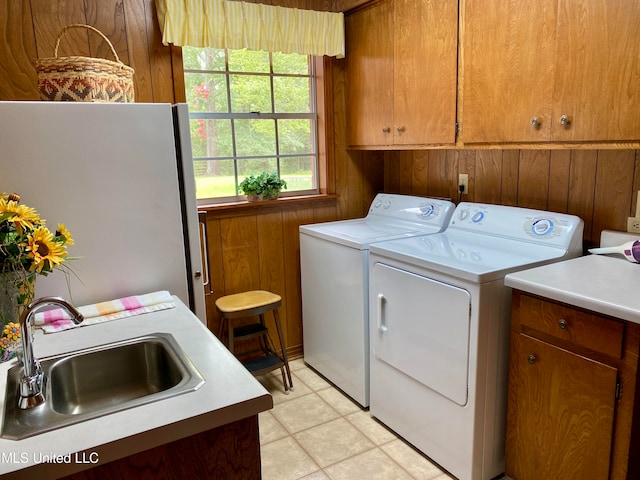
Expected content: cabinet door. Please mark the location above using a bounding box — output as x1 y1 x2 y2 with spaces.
506 333 617 480
393 0 458 145
346 0 394 147
460 0 556 143
553 0 640 141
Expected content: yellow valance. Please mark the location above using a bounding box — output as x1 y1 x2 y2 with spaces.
156 0 345 58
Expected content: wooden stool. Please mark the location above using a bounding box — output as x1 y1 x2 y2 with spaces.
215 290 293 393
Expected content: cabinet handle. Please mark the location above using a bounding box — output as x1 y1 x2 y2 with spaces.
530 117 540 127
377 293 387 332
397 126 405 133
382 127 391 133
558 319 568 329
559 114 570 125
527 354 537 365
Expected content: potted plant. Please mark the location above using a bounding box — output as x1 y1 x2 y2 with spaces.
239 172 287 201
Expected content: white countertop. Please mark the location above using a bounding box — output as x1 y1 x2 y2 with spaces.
504 254 640 324
0 297 272 479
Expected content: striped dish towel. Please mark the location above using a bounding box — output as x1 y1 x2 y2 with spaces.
34 291 176 333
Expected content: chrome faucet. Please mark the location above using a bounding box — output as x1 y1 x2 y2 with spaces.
18 296 84 409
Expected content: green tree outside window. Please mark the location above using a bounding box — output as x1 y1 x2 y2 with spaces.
183 47 318 202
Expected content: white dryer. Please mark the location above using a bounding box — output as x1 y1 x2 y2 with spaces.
300 194 455 407
368 202 583 480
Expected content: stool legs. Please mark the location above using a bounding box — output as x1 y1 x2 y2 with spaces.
217 305 293 394
258 313 292 394
271 309 293 390
258 314 271 356
227 318 234 354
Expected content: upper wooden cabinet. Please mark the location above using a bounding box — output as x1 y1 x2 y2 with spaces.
460 0 640 144
345 0 393 147
345 0 458 148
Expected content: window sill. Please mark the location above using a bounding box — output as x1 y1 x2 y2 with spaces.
198 194 339 218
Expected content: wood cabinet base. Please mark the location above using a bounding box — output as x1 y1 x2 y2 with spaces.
61 416 261 480
506 291 640 480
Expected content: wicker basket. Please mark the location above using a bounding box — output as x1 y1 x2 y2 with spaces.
35 24 135 103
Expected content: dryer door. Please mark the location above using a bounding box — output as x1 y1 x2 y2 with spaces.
371 263 471 406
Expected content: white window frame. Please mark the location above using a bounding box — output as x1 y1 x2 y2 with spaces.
183 48 320 205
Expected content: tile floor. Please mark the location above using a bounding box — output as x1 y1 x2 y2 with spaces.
255 359 454 480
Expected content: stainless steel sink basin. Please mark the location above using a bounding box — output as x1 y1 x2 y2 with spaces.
2 333 204 440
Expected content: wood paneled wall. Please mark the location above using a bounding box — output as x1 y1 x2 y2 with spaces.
2 1 638 358
0 0 182 103
382 149 640 247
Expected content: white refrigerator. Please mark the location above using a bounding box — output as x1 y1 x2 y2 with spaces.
0 102 206 323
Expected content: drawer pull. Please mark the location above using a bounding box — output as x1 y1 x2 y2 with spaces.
558 319 568 329
527 354 536 365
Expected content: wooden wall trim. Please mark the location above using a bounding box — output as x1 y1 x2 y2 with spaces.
349 142 640 151
200 194 339 219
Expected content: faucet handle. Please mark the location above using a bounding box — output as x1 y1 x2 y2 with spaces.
18 361 46 409
18 296 83 410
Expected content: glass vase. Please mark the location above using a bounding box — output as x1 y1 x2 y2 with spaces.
0 270 36 362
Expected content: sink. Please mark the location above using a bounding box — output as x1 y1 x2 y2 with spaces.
1 333 204 440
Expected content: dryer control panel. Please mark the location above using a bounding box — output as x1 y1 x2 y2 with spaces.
448 202 584 252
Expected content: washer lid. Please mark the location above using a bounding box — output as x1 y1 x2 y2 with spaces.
299 194 455 249
300 218 434 249
369 229 574 283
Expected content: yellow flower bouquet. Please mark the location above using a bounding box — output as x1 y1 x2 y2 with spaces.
0 193 74 361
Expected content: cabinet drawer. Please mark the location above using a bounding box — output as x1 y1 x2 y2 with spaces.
519 295 624 358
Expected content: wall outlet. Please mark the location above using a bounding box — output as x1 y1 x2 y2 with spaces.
628 217 640 234
458 174 469 195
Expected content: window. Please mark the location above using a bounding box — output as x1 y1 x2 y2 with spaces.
183 47 319 204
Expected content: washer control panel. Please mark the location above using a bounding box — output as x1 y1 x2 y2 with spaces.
368 194 455 227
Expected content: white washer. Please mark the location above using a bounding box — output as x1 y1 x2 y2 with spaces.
300 194 455 407
368 202 584 480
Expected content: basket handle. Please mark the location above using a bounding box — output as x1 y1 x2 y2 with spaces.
54 24 124 65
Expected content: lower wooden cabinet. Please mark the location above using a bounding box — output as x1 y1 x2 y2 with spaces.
60 416 261 480
508 333 617 479
506 291 640 480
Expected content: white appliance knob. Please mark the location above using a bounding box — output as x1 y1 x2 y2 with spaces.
458 209 469 220
532 218 553 235
420 204 435 217
472 211 485 223
383 201 391 209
